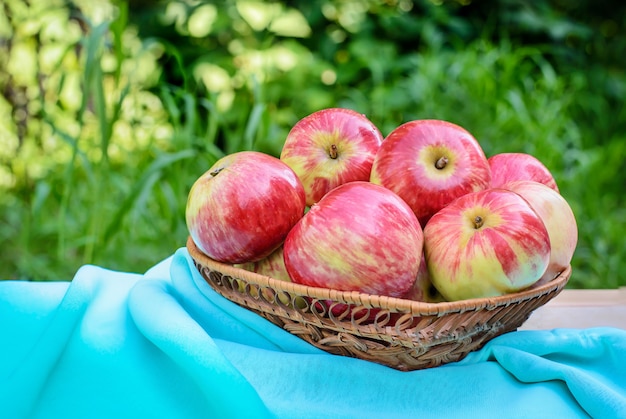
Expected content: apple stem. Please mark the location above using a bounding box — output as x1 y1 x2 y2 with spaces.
329 144 338 159
473 216 484 229
435 156 448 170
210 167 224 177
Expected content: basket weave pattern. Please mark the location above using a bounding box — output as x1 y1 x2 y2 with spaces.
187 237 570 371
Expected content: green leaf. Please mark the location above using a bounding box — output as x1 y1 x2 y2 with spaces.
101 149 197 244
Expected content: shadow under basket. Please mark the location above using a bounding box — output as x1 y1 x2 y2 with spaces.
187 237 571 371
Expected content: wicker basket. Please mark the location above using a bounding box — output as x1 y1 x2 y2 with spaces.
187 237 570 371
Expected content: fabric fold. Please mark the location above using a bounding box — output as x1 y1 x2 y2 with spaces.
462 329 626 418
127 277 273 418
0 247 624 419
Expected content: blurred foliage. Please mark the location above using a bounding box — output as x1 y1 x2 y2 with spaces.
0 0 624 289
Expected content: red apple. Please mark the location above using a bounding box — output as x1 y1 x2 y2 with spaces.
402 253 446 303
284 181 423 298
280 108 383 206
370 119 491 227
186 151 306 264
392 253 445 328
423 189 551 301
488 152 559 192
501 180 577 284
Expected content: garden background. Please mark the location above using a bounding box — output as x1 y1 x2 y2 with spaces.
1 0 624 289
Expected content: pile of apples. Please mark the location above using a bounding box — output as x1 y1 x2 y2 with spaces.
186 108 578 303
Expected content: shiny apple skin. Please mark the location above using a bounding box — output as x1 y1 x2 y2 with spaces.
502 180 577 284
370 119 491 227
186 151 306 264
280 108 383 206
424 188 551 301
284 181 423 298
488 152 559 192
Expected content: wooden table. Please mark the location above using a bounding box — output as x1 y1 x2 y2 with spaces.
520 287 626 330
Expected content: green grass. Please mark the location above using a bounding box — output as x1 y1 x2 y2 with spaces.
1 0 624 288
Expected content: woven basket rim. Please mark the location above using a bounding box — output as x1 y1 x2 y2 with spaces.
186 236 570 316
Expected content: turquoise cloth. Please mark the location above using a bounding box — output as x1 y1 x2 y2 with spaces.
1 248 625 419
